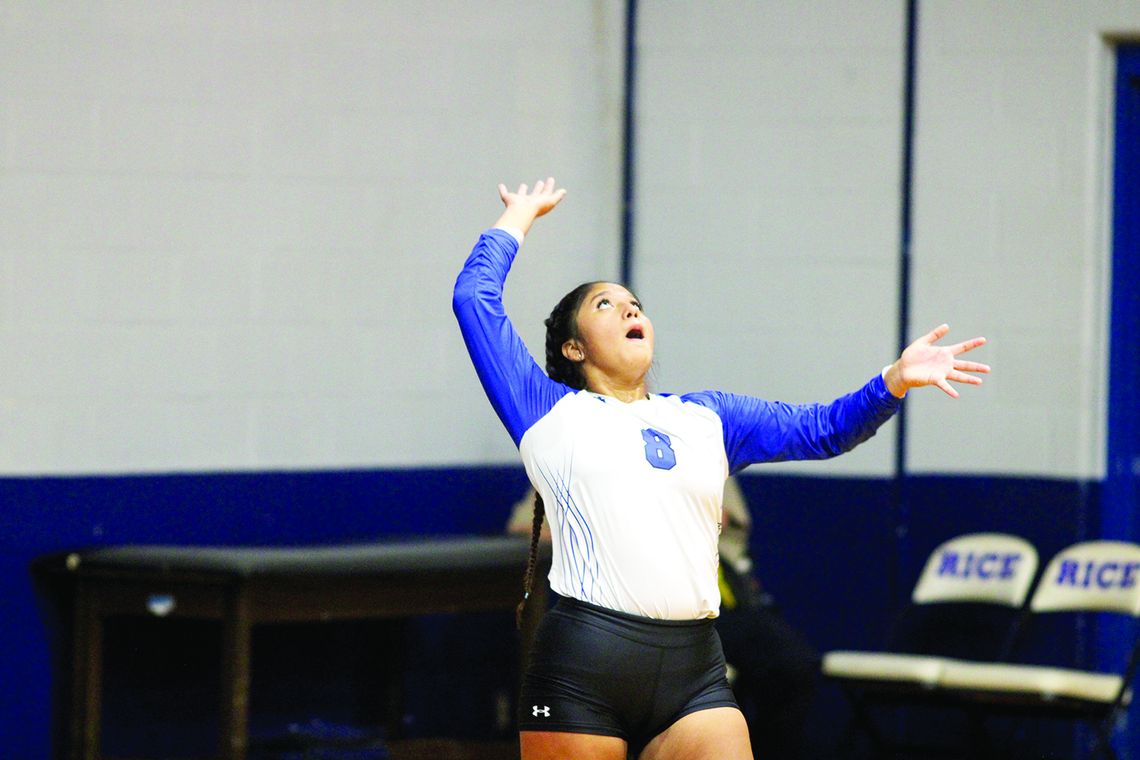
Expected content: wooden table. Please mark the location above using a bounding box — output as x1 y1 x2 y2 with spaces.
33 536 533 760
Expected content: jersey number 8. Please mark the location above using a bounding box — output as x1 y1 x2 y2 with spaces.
641 428 676 470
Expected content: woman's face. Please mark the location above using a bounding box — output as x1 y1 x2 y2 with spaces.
565 282 654 386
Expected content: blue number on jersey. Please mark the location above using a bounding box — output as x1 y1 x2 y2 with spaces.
641 428 676 470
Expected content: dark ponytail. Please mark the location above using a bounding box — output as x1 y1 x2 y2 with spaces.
516 282 598 627
543 281 600 390
516 490 546 629
515 281 646 625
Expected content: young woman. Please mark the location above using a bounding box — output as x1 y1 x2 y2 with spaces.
453 178 989 760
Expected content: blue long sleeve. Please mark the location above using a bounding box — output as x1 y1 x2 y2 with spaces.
455 230 901 462
452 229 570 447
684 375 902 473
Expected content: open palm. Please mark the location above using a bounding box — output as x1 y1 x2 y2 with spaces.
892 324 989 398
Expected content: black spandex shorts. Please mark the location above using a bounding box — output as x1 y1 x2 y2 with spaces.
517 596 738 752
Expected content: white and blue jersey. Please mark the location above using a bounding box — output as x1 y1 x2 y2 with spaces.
453 228 902 620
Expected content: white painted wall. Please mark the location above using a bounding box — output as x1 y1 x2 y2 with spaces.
636 1 905 476
637 0 1140 479
2 1 1137 479
907 1 1140 477
0 1 626 473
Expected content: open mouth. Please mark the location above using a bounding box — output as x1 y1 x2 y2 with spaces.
626 327 644 340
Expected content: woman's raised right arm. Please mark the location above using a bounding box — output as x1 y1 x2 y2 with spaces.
452 180 569 447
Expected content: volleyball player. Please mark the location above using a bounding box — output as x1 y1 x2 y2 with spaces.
453 178 988 760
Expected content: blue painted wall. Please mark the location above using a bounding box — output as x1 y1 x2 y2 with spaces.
740 473 1100 758
3 467 531 759
3 468 1107 758
1099 41 1140 759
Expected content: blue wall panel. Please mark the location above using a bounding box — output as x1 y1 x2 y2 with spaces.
1097 42 1140 760
740 473 1098 758
1107 46 1140 545
0 469 1106 758
1 466 531 759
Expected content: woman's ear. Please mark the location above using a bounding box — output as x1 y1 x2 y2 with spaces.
562 339 584 363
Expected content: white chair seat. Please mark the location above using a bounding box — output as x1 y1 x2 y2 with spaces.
822 650 949 688
940 660 1124 704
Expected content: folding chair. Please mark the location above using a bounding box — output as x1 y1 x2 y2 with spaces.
822 532 1039 757
936 540 1140 760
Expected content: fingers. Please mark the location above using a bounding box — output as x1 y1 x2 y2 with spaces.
947 370 983 386
503 178 563 199
919 325 986 352
518 179 553 196
920 323 950 345
950 336 987 355
533 177 558 196
936 379 960 399
954 359 990 374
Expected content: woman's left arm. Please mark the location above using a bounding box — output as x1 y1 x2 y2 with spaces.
688 325 989 470
690 377 901 469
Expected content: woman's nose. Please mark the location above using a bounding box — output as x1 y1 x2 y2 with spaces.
624 302 639 318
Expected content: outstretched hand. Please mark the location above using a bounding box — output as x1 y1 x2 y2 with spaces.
884 324 989 399
493 177 567 236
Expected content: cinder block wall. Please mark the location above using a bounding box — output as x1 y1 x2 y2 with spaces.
0 1 625 474
907 1 1135 478
636 1 904 477
3 2 1138 758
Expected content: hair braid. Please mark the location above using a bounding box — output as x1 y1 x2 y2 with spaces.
515 280 641 625
514 283 596 626
543 281 599 390
516 491 546 629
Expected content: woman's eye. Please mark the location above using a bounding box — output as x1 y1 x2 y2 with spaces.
631 301 642 311
597 298 612 309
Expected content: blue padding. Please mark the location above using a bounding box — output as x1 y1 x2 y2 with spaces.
0 469 1102 758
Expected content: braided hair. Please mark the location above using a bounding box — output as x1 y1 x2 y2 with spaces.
516 281 599 628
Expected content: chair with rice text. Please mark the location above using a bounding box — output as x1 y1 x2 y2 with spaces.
936 540 1140 760
823 532 1040 757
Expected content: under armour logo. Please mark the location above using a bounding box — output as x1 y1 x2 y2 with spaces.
532 705 550 717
